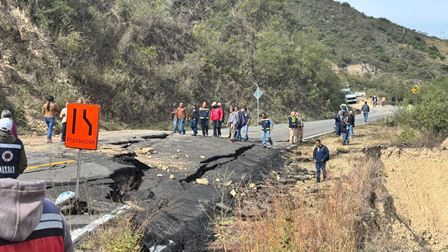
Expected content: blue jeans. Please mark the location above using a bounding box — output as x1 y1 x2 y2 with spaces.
242 125 249 140
261 130 273 146
363 112 368 122
236 127 242 140
44 117 55 139
349 125 354 138
177 118 186 134
190 119 198 136
172 118 178 133
316 162 326 182
341 132 349 145
335 124 341 136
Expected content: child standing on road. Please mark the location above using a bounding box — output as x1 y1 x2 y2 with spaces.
260 112 273 148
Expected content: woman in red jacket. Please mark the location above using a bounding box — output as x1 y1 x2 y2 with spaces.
210 102 223 137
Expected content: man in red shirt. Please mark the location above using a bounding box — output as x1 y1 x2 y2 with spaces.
210 102 224 137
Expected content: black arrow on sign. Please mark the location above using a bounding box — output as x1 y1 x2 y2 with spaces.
71 108 77 134
83 109 93 136
71 108 93 136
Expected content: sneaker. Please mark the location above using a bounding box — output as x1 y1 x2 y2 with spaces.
47 138 52 143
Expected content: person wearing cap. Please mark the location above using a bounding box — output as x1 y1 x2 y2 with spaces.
0 120 73 251
210 102 223 137
0 118 27 176
42 95 59 143
1 110 18 140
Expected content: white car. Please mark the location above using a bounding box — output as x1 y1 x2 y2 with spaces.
341 88 358 104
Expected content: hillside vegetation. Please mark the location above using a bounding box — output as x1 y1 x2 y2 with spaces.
1 0 447 130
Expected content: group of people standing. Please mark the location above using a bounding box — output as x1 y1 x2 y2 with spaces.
371 95 386 107
172 102 227 137
171 102 276 148
335 106 355 145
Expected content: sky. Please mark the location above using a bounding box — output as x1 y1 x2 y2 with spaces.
336 0 448 39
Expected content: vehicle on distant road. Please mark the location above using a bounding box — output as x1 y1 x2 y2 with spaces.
341 88 358 104
354 91 366 97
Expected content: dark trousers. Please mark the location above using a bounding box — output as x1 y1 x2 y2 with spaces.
200 119 209 136
190 119 198 136
335 124 341 136
213 120 222 137
316 162 327 182
61 122 67 141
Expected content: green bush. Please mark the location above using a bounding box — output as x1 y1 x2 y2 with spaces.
395 128 417 144
398 77 448 138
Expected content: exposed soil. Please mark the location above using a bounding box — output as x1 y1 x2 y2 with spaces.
210 124 445 251
382 147 448 250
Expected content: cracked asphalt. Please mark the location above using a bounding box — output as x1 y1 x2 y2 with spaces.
15 106 395 251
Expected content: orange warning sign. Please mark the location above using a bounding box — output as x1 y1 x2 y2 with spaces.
65 103 101 150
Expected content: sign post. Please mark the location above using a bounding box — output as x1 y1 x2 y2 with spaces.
253 87 264 120
65 103 101 199
75 149 82 199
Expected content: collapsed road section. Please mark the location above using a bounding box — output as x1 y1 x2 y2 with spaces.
20 132 286 251
131 138 284 251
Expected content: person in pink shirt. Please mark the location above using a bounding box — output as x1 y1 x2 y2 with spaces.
1 110 18 140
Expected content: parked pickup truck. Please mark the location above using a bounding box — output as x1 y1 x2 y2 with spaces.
341 88 358 104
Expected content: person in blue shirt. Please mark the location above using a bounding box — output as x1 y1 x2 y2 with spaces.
259 112 273 148
361 101 370 122
312 139 330 182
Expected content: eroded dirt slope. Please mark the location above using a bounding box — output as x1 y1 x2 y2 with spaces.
382 147 448 250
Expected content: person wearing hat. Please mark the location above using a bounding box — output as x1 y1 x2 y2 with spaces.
0 121 74 251
0 118 27 177
1 110 18 140
210 102 223 137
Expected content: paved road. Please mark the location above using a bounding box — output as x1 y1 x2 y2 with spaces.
221 105 396 143
22 105 396 177
16 105 395 243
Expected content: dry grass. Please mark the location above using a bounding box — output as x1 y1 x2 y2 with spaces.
79 214 144 252
219 158 380 252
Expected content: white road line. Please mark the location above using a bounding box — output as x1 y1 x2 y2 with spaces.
70 205 131 244
303 131 335 141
